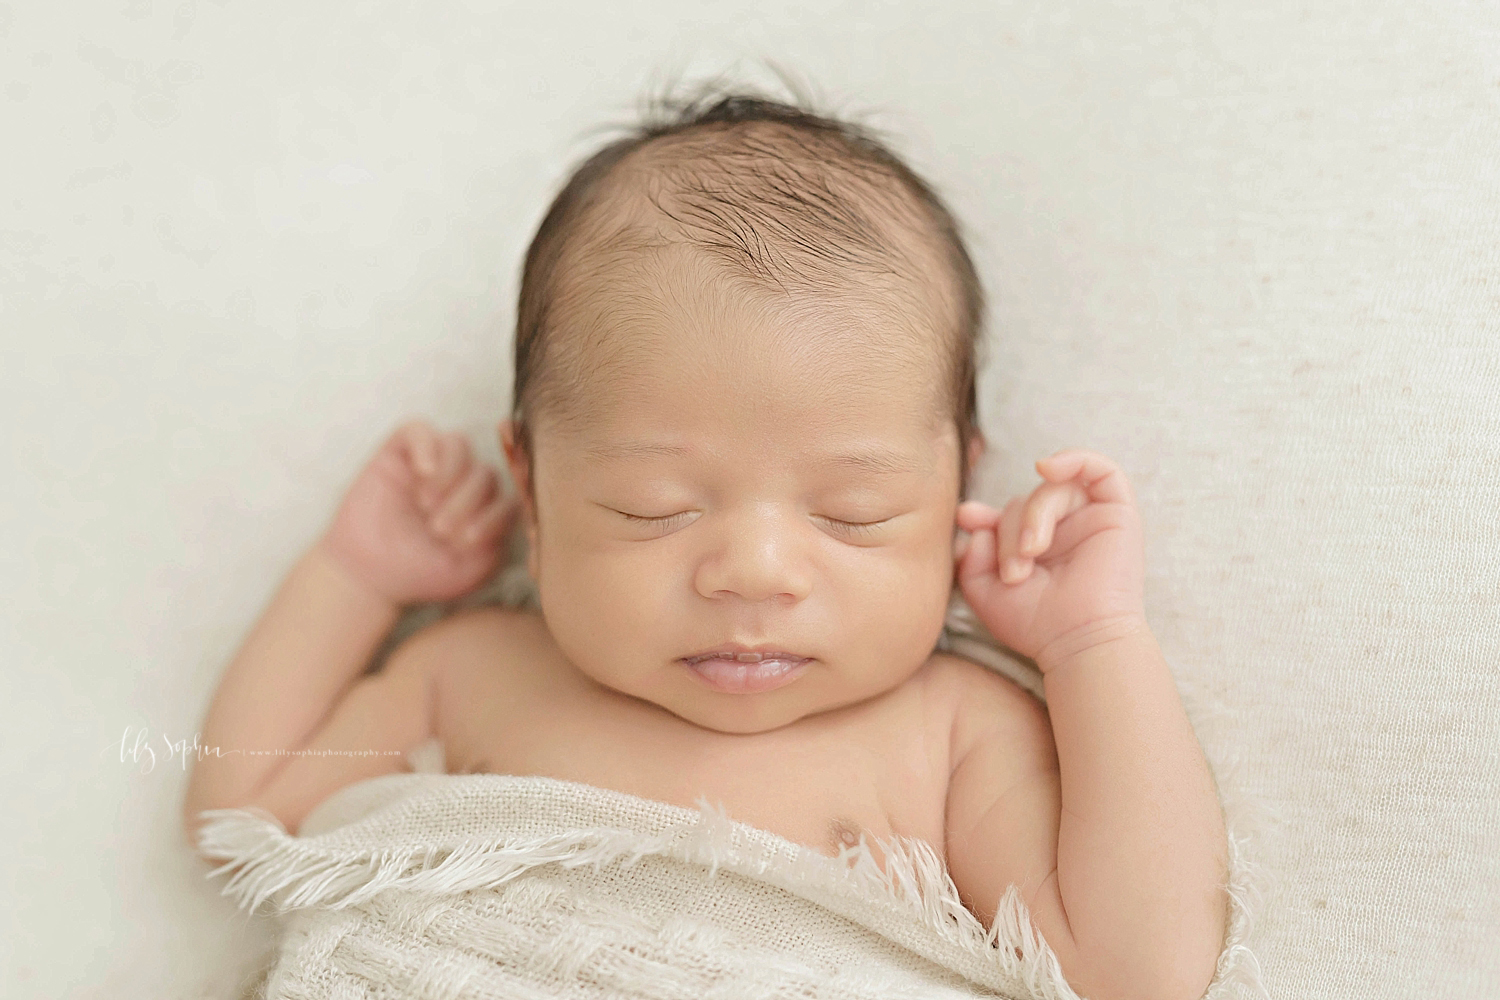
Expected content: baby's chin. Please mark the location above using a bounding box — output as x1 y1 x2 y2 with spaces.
651 713 784 736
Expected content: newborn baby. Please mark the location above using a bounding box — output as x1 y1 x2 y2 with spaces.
185 94 1228 1000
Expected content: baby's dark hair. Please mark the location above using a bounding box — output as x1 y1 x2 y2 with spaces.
509 85 987 500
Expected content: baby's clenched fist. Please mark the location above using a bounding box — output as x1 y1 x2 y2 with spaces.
320 420 520 606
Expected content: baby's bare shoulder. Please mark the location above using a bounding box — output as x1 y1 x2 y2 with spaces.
386 606 545 683
919 652 1055 773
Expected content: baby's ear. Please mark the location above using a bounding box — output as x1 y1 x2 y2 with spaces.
499 419 535 510
499 419 531 473
499 419 520 464
966 428 987 472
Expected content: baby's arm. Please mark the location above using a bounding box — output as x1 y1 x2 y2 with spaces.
180 544 403 839
948 451 1227 1000
1042 622 1226 995
182 422 516 841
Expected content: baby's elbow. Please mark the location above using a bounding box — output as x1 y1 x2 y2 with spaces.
1080 961 1215 1000
1146 924 1226 1000
1127 870 1230 1000
1165 873 1232 1000
1074 924 1224 1000
1150 952 1219 1000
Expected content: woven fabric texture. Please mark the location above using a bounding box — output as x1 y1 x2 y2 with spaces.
196 770 1261 999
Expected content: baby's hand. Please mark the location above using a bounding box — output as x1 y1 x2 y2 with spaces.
320 421 521 606
954 449 1146 669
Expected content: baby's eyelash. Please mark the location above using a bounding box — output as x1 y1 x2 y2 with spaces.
825 517 889 535
618 511 889 535
620 511 686 525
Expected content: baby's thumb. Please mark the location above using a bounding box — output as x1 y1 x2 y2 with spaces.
952 529 972 562
955 523 1002 607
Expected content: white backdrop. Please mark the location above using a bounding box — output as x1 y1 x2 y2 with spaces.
2 1 1497 997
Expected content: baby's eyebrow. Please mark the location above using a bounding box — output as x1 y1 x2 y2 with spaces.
583 440 924 477
822 448 926 476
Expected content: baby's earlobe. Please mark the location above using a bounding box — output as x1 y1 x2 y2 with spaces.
499 420 525 466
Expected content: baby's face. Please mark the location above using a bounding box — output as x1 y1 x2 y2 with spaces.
504 246 974 735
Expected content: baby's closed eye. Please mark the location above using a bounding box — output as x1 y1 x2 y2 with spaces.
602 503 905 538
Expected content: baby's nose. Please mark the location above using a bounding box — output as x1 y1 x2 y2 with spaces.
695 509 813 604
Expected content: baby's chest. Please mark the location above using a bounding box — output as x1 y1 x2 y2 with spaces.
434 652 953 863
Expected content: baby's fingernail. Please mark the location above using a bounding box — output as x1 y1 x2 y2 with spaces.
1002 558 1026 582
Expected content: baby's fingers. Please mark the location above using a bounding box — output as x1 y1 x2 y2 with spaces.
956 500 1002 531
419 433 473 510
1018 481 1090 557
431 464 495 539
957 511 999 583
460 492 523 548
1036 449 1135 507
996 497 1034 583
398 421 441 477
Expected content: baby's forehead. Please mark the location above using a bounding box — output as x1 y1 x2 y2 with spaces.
566 240 947 381
567 423 945 481
545 255 948 437
555 211 957 368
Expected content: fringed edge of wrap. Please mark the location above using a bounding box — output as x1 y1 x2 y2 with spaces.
197 779 1264 1000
